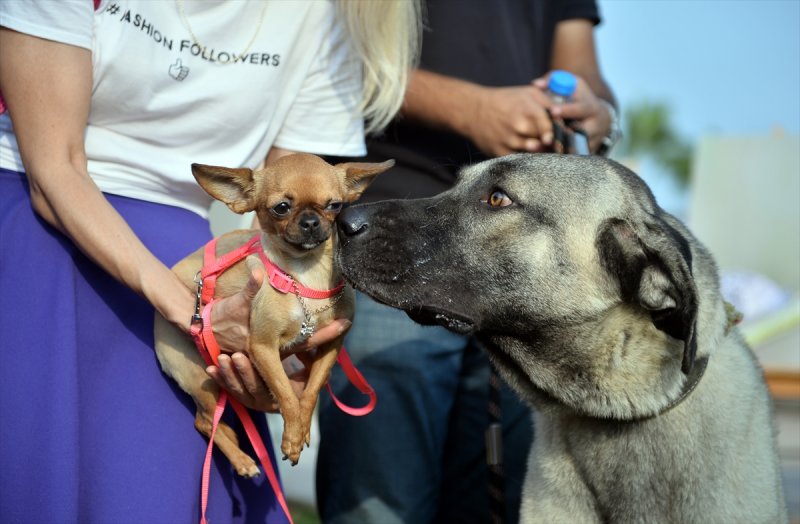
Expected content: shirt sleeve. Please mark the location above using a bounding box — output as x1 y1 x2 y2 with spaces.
0 0 94 50
272 6 366 157
558 0 601 26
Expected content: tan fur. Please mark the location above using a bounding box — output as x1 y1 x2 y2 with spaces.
154 153 391 473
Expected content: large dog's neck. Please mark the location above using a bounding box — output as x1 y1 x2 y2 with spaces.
481 300 725 422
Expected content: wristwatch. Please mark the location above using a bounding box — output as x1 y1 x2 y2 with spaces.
596 99 623 157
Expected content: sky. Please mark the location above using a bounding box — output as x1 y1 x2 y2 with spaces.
592 0 800 217
595 0 800 142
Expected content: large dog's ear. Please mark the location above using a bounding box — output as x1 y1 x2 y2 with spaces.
337 159 395 202
598 218 699 374
191 163 255 214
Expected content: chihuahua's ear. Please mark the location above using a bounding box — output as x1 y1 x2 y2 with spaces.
337 159 395 202
191 163 256 214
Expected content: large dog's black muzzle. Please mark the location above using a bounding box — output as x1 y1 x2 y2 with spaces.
335 199 479 335
337 205 372 238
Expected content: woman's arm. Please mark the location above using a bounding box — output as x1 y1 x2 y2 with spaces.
0 28 197 330
0 27 348 413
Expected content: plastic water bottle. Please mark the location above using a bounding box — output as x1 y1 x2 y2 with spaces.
546 70 590 155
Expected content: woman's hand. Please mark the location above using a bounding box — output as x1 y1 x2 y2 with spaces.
204 266 264 353
205 311 352 412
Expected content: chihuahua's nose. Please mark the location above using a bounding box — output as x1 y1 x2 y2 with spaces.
299 213 320 232
337 206 370 237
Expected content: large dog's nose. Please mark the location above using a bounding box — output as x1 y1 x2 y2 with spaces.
337 206 370 237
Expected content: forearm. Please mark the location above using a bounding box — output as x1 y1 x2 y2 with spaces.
400 69 484 137
0 28 194 331
585 77 615 110
548 19 619 152
551 19 617 109
27 163 195 328
265 146 298 165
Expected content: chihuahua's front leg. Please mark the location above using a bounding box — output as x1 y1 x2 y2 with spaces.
295 336 344 446
247 340 305 464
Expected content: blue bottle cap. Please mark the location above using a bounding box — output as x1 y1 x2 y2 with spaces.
548 70 577 97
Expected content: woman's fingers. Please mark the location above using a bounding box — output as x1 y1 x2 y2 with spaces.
209 266 265 353
205 302 351 411
206 353 279 412
231 352 272 400
289 318 351 353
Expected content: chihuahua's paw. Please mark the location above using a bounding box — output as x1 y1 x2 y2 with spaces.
282 450 301 466
280 441 303 466
233 456 261 478
281 453 301 466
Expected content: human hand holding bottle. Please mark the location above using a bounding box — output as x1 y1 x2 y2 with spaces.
533 70 613 154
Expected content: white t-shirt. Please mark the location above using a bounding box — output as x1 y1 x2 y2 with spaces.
0 0 366 217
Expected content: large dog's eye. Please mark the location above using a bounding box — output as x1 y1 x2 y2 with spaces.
481 190 514 208
326 201 343 213
271 201 291 216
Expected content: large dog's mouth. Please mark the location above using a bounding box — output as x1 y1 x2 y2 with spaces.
341 268 476 334
345 274 476 335
403 305 476 335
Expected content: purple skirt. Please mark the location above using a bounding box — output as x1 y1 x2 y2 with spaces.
0 168 288 524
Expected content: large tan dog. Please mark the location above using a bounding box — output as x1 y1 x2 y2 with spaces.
335 154 787 523
154 153 391 476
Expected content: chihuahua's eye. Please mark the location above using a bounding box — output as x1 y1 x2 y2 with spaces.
272 201 291 216
481 190 514 208
326 201 343 213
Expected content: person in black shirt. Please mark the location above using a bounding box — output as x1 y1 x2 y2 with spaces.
317 2 619 523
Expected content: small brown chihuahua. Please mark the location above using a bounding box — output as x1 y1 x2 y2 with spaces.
154 153 392 476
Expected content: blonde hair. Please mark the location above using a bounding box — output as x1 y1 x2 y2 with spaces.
336 0 422 135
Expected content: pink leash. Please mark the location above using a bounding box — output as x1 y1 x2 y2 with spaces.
326 348 377 416
190 235 376 524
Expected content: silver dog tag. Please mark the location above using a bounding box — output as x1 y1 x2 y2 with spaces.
300 321 315 338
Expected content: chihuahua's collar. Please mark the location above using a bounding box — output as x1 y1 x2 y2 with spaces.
196 234 345 321
253 236 345 299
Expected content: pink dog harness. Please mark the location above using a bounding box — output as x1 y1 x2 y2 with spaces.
189 234 376 524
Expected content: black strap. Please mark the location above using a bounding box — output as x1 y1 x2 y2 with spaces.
486 365 505 524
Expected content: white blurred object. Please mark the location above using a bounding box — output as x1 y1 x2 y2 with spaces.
687 133 800 295
721 270 792 323
686 132 799 364
686 133 800 350
210 201 254 237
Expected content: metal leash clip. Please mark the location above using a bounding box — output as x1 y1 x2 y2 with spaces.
485 422 503 466
191 270 204 326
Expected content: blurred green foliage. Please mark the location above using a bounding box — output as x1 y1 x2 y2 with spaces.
618 101 693 185
288 501 321 524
